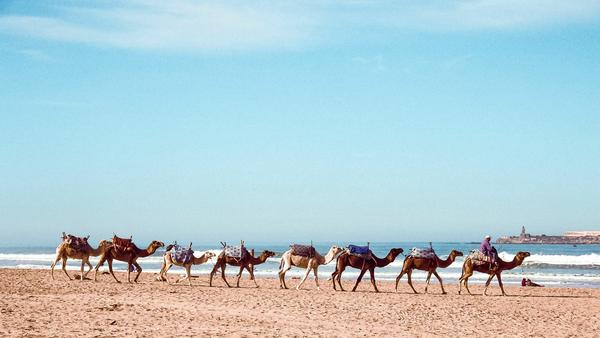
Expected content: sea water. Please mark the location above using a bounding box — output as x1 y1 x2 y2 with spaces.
1 242 599 288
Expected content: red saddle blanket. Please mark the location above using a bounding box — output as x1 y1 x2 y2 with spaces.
290 244 316 257
112 236 135 253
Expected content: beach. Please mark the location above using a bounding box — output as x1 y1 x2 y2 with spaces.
1 269 599 337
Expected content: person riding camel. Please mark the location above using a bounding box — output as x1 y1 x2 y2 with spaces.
480 235 498 268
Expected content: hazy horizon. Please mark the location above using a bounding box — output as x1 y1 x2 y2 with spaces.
1 1 599 247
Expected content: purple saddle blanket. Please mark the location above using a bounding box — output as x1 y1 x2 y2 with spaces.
347 245 371 255
223 246 248 259
170 245 194 264
290 244 316 257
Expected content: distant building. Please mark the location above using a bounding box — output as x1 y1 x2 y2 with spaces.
497 227 600 244
564 231 600 237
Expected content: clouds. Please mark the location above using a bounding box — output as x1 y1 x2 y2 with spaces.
1 0 599 53
0 1 316 53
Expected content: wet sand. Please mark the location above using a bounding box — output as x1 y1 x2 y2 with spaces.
1 269 599 337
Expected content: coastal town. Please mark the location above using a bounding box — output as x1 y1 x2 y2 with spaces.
497 227 600 244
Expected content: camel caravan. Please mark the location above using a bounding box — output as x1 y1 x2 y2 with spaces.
52 233 530 295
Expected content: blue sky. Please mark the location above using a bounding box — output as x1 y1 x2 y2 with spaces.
1 1 599 246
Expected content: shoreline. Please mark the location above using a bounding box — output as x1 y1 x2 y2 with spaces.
1 269 600 337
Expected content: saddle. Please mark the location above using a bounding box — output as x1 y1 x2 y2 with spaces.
62 233 90 251
409 247 436 259
112 235 135 255
290 244 316 258
169 243 194 264
468 250 493 265
223 245 248 259
346 244 373 260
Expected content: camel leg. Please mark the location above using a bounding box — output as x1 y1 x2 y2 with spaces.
278 260 292 289
483 273 495 296
368 267 379 293
61 257 72 280
432 270 446 294
331 271 338 290
162 261 173 283
51 255 61 280
133 261 142 283
220 263 231 287
497 273 506 296
395 270 406 292
246 265 259 288
314 267 321 291
351 268 368 292
177 265 192 287
336 266 346 292
296 267 312 290
209 262 218 287
107 259 121 283
424 271 433 294
93 256 106 282
84 259 93 279
406 269 418 294
80 259 85 281
236 265 244 288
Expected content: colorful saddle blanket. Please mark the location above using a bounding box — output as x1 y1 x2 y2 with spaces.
223 245 247 259
170 244 194 264
64 234 90 251
290 244 316 257
468 250 492 264
112 236 134 254
347 245 370 255
410 247 436 259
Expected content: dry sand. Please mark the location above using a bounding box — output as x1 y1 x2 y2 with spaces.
1 269 599 337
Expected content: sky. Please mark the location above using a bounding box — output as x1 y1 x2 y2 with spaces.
1 0 599 246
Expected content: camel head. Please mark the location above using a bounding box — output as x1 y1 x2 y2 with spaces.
451 250 464 257
98 239 111 249
150 240 165 251
330 245 344 256
516 251 530 261
204 251 216 260
260 250 276 259
390 248 404 258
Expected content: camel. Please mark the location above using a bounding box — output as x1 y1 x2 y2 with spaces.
278 245 343 290
51 235 110 281
331 248 403 292
209 249 275 288
93 236 164 283
395 249 463 294
157 248 216 286
458 251 530 296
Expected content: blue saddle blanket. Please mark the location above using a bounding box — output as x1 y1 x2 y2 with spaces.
347 245 370 255
170 244 194 264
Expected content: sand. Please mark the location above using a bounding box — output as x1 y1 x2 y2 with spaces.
1 269 599 337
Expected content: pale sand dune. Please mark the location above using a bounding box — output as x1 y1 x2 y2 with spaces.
1 269 599 337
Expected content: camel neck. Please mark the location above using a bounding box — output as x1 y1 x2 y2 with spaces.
500 256 523 270
373 251 397 267
436 253 455 268
136 245 156 258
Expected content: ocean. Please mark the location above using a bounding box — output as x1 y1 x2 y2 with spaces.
2 242 599 288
